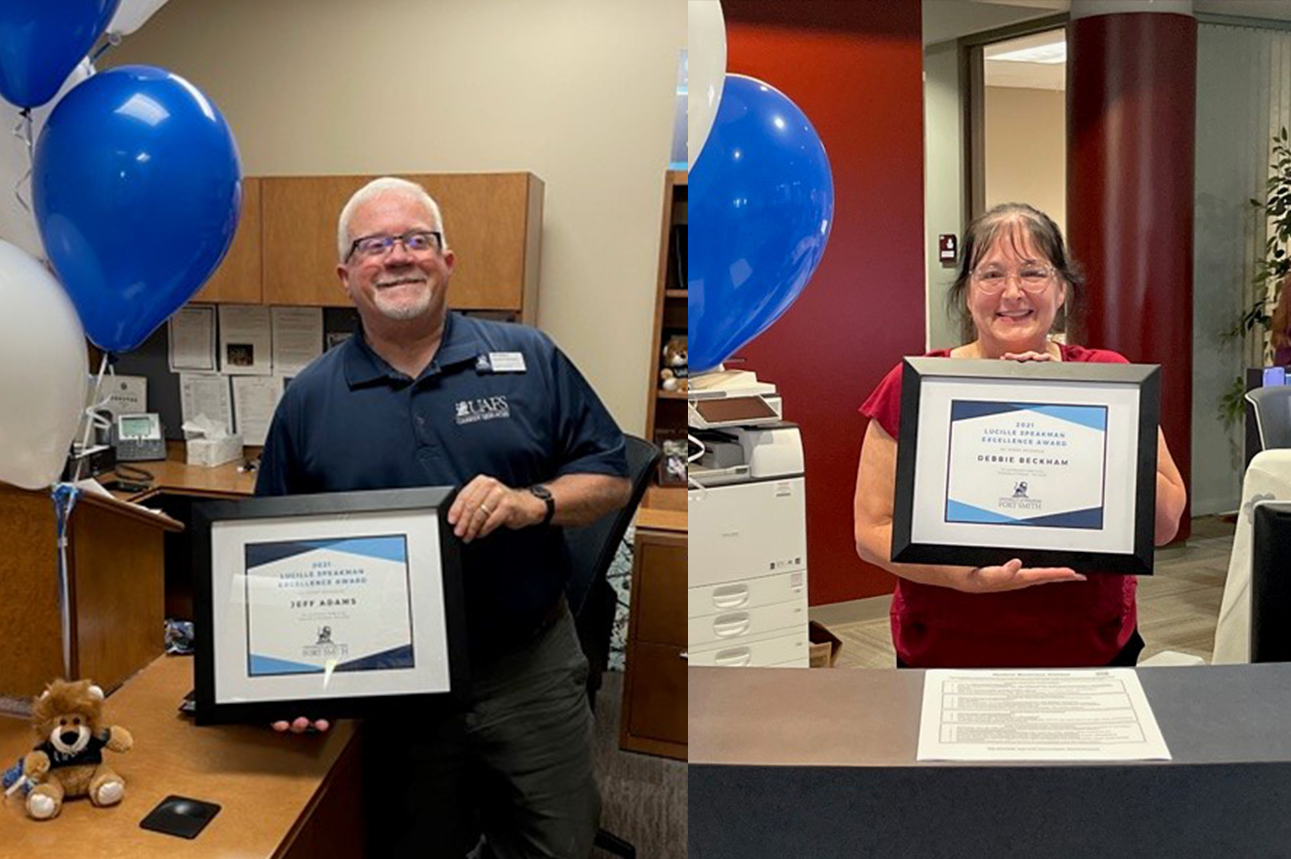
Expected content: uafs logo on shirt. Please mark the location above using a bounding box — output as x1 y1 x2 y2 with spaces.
455 395 511 425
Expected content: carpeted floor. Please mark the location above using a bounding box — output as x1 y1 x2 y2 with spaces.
591 670 687 859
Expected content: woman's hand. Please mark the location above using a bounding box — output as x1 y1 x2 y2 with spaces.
960 558 1086 593
855 424 1090 593
1000 350 1053 362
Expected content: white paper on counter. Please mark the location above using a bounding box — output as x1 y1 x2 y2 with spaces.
218 304 273 375
179 374 233 436
917 669 1171 762
270 306 323 375
231 375 284 446
168 304 218 372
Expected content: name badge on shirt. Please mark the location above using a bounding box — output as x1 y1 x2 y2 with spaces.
476 352 527 373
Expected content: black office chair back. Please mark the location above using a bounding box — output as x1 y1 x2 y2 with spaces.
1246 385 1291 451
564 435 660 703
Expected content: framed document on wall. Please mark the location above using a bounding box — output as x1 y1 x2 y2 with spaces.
891 358 1160 576
191 487 467 725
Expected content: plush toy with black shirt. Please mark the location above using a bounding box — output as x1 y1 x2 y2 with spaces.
21 679 132 820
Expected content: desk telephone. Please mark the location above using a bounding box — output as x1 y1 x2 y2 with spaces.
112 413 166 462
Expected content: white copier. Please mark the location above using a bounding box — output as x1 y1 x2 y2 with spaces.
688 369 809 668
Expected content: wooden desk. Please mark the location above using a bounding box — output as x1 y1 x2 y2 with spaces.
0 484 183 698
0 656 362 858
108 441 257 502
101 443 257 621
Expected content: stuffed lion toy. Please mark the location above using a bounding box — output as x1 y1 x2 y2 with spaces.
22 679 132 820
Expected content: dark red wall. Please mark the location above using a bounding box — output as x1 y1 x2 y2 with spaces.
724 0 926 605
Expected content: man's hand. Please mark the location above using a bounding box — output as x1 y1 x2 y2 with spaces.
271 717 330 734
448 475 544 543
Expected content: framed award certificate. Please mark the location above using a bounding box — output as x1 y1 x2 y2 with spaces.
891 357 1160 575
191 487 467 724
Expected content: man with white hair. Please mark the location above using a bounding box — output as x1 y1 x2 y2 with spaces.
256 176 630 858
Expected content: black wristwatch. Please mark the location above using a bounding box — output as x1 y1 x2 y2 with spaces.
528 484 555 526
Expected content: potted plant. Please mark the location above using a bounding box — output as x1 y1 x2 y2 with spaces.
1220 127 1291 427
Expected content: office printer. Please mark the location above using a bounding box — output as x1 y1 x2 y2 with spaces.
688 369 809 668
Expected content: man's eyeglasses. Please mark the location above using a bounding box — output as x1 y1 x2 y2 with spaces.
971 264 1056 294
346 230 443 262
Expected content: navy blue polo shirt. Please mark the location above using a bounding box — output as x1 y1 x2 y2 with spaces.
256 312 627 655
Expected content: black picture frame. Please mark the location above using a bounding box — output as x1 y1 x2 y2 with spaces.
891 357 1160 575
191 487 468 725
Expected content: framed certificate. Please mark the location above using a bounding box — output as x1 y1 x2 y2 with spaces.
191 487 467 725
891 357 1159 575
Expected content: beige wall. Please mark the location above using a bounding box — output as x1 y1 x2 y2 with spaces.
105 0 685 435
984 85 1066 236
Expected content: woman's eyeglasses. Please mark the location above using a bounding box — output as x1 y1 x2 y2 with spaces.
971 265 1055 294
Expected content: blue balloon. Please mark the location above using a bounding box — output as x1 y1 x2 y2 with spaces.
33 65 241 353
0 0 119 108
689 75 834 374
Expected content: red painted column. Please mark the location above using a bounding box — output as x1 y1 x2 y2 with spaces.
1067 3 1194 541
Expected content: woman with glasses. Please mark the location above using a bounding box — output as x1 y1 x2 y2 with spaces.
852 202 1187 668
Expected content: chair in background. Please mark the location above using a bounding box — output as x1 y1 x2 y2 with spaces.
1245 385 1291 451
1212 449 1291 663
564 434 660 859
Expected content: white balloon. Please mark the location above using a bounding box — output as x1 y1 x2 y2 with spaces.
107 0 169 36
0 59 94 261
0 241 88 489
688 0 726 164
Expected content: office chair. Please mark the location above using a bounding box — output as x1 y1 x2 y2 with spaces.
564 434 661 859
1246 385 1291 450
473 436 658 859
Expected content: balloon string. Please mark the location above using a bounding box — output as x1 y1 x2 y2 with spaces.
12 109 31 215
50 482 81 679
73 353 113 483
91 32 121 63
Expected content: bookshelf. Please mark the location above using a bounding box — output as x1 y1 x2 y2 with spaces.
643 169 688 497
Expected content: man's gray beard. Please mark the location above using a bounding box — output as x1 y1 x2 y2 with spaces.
374 290 432 321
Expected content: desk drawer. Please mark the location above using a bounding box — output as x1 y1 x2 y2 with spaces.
632 528 687 646
623 641 687 749
688 570 805 618
688 599 807 649
687 632 809 667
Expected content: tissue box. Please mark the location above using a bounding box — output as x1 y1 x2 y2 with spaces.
186 434 244 467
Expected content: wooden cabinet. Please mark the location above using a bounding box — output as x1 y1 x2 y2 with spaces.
0 484 181 698
618 169 689 761
192 177 262 304
260 173 543 321
620 524 687 760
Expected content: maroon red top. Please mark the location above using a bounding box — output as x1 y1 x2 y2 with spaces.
859 344 1137 668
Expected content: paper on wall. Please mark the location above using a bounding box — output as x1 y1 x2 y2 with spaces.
218 304 273 375
270 306 323 375
179 373 233 436
232 375 284 447
169 304 218 372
